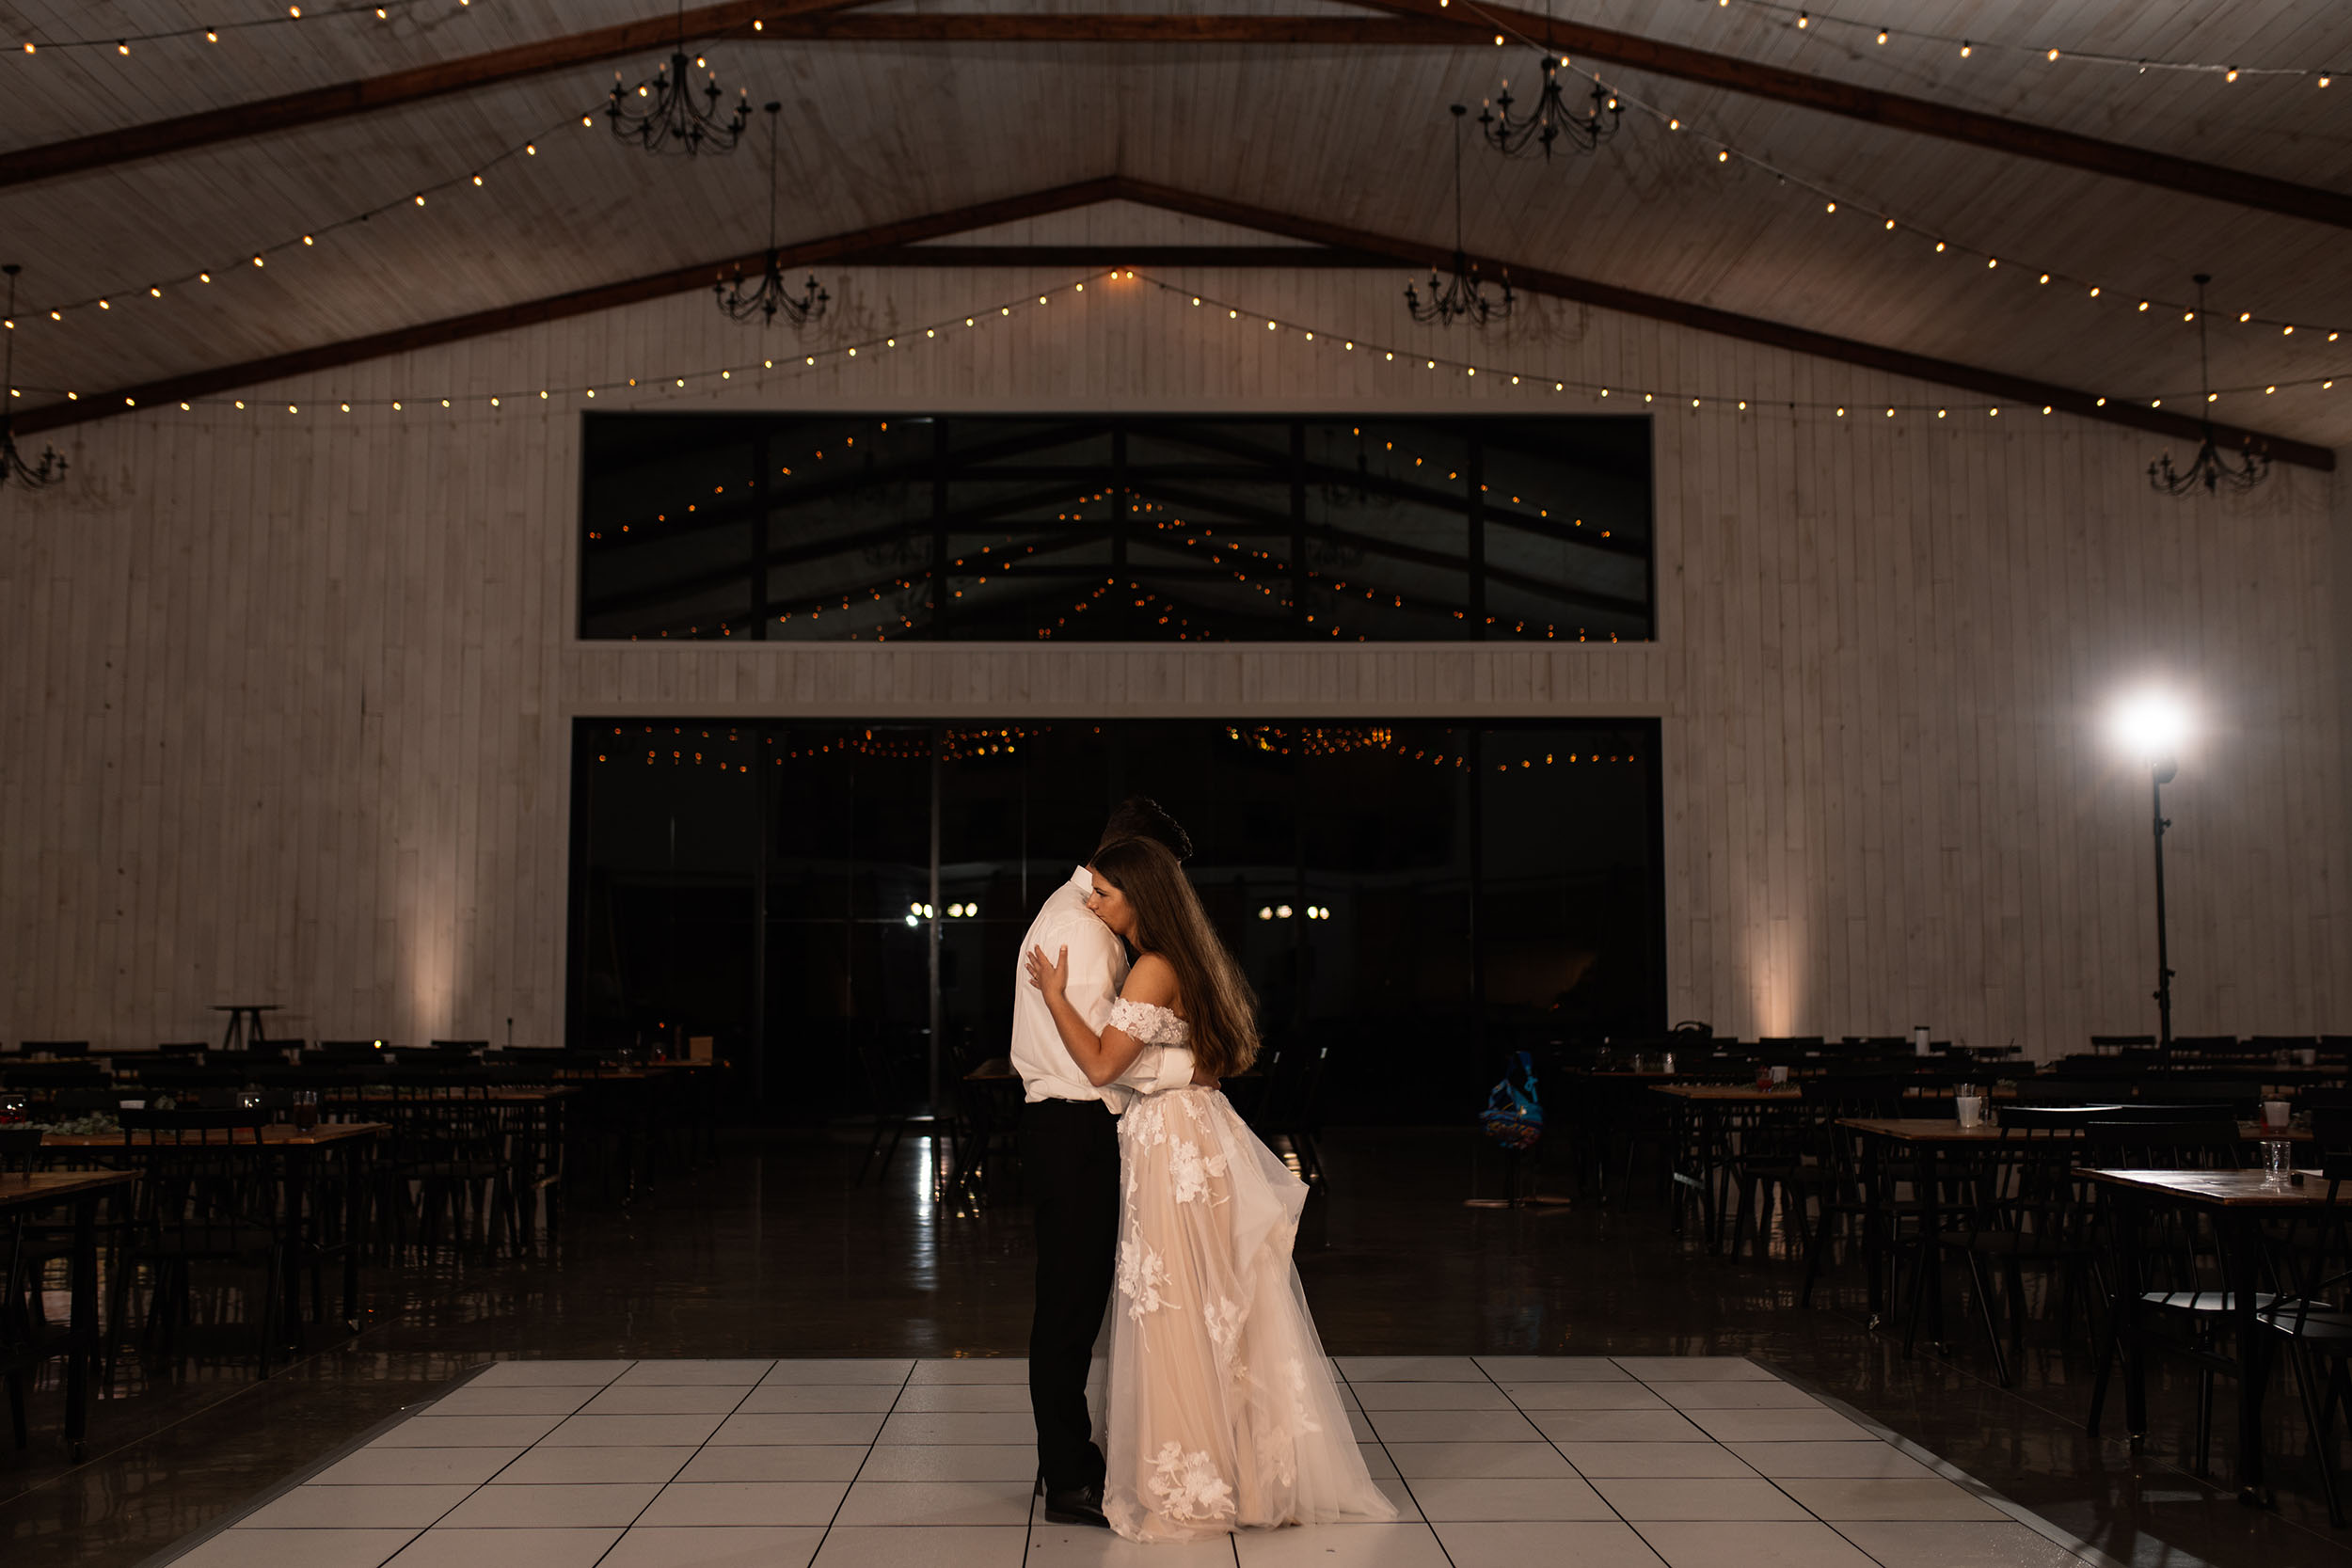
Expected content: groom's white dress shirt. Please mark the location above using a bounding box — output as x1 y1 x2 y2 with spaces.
1012 864 1196 1109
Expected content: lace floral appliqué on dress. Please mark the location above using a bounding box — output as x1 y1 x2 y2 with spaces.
1098 999 1396 1543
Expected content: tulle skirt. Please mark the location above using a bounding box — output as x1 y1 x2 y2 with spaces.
1099 1086 1398 1543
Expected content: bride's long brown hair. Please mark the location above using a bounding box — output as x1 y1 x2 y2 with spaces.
1090 835 1261 1078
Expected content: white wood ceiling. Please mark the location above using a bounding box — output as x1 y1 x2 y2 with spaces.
3 0 2348 446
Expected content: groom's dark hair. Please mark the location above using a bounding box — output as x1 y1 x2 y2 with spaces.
1097 796 1193 863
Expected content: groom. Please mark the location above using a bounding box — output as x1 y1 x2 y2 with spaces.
1014 797 1198 1528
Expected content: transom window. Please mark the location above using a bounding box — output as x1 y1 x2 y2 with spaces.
579 414 1654 642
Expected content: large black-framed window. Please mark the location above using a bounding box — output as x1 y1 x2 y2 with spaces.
566 718 1664 1122
579 414 1654 643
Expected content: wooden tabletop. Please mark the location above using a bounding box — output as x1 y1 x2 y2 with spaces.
1663 1084 2006 1104
2076 1168 2333 1207
1840 1117 2309 1143
39 1121 390 1149
0 1169 137 1210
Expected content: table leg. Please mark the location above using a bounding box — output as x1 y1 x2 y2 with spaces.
1921 1145 1947 1351
1860 1132 1886 1325
2227 1212 2270 1504
342 1142 365 1326
280 1149 308 1350
65 1189 99 1455
2121 1190 2149 1442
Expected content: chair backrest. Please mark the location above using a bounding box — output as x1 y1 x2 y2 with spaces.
154 1042 208 1057
2089 1101 2240 1124
19 1040 90 1057
0 1124 41 1172
1 1062 108 1089
117 1107 268 1142
2083 1117 2247 1169
2311 1108 2352 1160
2089 1035 2156 1053
1995 1104 2117 1134
427 1039 489 1054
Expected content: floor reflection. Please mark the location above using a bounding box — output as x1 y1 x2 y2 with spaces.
0 1126 2346 1568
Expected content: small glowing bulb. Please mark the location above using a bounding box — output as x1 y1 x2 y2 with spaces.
2225 67 2239 82
1960 40 1972 56
1876 28 1887 43
2047 48 2059 61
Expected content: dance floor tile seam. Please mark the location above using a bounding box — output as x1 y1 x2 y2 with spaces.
155 1356 2155 1568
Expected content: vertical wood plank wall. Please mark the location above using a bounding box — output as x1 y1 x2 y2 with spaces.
2 267 2344 1058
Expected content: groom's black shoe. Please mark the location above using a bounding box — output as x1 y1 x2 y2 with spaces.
1041 1482 1110 1528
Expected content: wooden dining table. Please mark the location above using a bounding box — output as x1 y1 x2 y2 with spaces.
41 1121 387 1341
2076 1166 2334 1505
1835 1117 2310 1342
0 1168 136 1454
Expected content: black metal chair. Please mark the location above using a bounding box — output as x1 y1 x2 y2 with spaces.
1934 1105 2105 1386
2083 1112 2263 1476
108 1108 288 1378
2260 1154 2352 1526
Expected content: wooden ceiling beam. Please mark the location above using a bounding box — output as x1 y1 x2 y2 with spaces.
0 0 875 190
1352 0 2352 230
14 179 2330 471
10 180 1122 433
1106 178 2335 470
4 4 2348 234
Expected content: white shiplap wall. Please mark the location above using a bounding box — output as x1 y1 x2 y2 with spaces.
2 267 2344 1055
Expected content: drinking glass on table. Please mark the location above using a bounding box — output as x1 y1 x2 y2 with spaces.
293 1090 319 1132
2264 1139 2294 1183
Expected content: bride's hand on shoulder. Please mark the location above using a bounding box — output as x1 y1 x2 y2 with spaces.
1025 943 1070 1000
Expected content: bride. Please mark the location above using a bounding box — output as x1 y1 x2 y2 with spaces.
1025 835 1397 1543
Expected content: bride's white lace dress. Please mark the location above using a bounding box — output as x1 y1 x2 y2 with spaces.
1098 998 1398 1543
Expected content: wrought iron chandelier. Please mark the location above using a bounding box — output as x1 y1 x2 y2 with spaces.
1479 56 1623 159
717 103 829 328
1406 105 1514 329
607 8 751 156
2149 274 2270 497
0 265 67 492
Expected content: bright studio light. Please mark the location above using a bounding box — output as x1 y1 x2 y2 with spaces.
2109 688 2191 761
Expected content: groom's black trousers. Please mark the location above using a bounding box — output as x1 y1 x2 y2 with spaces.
1024 1096 1120 1493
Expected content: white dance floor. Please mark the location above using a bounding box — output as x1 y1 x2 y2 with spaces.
154 1355 2145 1568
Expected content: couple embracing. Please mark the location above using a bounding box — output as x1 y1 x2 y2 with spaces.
1011 798 1394 1544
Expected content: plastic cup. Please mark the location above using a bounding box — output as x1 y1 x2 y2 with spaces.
2265 1101 2292 1130
1955 1096 1984 1131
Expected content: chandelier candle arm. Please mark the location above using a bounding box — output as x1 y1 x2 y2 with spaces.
715 102 830 327
0 264 69 489
607 8 751 157
1479 56 1622 159
1405 104 1514 329
2149 274 2270 496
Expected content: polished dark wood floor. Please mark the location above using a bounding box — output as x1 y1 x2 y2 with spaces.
2 1127 2348 1568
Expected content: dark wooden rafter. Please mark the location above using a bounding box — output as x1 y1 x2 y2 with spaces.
1354 0 2352 230
1 3 2346 233
15 177 2331 472
0 0 875 190
1109 179 2337 470
0 8 1458 189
